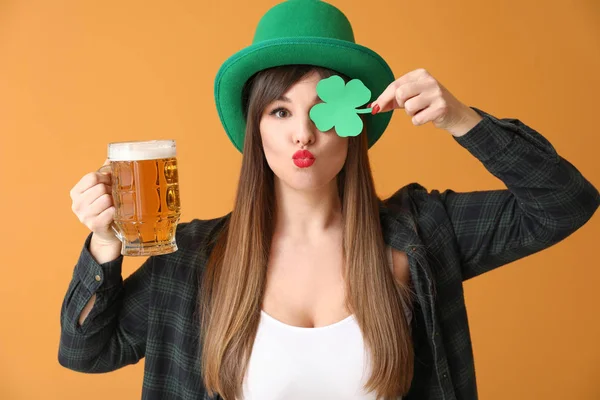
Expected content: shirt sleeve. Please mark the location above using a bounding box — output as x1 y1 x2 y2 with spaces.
58 232 152 372
440 107 600 281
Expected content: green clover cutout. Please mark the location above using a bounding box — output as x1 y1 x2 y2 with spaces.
309 75 373 137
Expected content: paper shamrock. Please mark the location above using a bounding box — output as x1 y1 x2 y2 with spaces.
309 75 373 137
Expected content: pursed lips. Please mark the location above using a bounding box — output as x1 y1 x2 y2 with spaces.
292 150 315 168
292 149 315 160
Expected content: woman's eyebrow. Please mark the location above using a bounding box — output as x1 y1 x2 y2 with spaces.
275 95 321 103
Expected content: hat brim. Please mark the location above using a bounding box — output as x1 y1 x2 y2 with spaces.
214 37 395 153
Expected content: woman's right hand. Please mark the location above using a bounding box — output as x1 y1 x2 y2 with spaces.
70 161 120 247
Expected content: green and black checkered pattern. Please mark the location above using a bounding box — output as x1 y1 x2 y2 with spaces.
59 108 599 399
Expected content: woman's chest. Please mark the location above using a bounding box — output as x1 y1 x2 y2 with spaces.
261 246 410 328
261 247 348 328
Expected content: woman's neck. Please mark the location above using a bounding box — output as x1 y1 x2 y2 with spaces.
273 178 342 240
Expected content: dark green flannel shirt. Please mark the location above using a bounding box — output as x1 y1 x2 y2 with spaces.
58 107 600 400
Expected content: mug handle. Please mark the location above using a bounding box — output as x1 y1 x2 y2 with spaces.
97 164 124 243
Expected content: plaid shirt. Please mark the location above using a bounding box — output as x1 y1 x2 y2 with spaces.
58 107 600 400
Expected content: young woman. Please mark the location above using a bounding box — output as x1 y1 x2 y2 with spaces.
58 1 600 399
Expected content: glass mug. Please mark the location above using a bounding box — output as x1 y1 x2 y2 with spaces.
98 140 181 256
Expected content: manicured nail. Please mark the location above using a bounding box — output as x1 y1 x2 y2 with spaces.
371 104 380 115
367 102 372 108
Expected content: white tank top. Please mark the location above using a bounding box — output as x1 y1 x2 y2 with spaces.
240 246 412 400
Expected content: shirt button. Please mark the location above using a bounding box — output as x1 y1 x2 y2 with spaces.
95 275 101 282
411 247 416 252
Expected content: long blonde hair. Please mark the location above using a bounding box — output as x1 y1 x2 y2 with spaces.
199 65 415 400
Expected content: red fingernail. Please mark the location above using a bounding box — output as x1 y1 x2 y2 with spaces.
371 104 380 115
367 102 372 108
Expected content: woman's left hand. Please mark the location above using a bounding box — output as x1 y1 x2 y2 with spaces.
371 68 483 137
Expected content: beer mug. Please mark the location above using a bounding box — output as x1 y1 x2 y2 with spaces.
98 140 181 256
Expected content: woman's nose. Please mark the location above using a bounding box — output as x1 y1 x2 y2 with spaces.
293 115 316 146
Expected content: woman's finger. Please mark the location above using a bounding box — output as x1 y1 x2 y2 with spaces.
403 94 430 118
372 81 400 113
394 81 424 111
80 182 111 207
372 69 426 113
411 100 448 127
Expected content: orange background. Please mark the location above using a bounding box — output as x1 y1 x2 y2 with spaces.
1 1 599 399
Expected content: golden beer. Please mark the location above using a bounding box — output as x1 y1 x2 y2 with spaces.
104 140 181 256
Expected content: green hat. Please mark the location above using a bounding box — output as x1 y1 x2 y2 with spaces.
214 0 395 153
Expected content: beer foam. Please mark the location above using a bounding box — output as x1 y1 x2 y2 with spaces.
108 140 176 161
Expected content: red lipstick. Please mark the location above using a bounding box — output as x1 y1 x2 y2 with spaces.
292 149 315 168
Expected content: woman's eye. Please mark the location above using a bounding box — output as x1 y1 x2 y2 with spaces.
270 108 289 118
